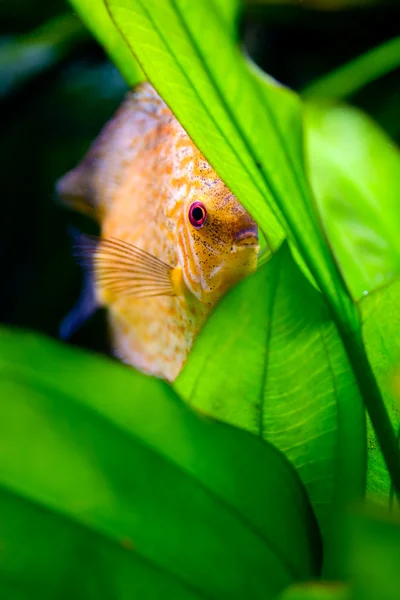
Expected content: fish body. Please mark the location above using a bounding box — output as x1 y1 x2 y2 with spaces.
58 83 259 381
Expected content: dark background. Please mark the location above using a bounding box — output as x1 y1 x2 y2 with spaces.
1 0 399 356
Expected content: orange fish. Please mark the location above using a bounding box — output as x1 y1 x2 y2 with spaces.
57 82 259 381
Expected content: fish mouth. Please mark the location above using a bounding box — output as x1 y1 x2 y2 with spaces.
233 227 259 248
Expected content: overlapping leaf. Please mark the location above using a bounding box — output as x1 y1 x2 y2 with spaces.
176 244 365 544
0 327 321 598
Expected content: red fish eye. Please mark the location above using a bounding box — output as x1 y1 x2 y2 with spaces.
188 202 207 228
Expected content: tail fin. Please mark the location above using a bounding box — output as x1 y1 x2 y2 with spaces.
59 228 99 340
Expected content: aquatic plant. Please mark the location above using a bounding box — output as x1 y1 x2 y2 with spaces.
1 1 400 598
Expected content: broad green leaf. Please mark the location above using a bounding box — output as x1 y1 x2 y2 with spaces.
302 37 400 101
0 13 87 98
176 244 365 547
68 0 144 86
361 279 400 506
104 0 358 330
345 509 400 600
305 101 400 301
0 328 321 598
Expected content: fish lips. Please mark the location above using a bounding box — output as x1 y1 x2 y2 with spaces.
233 227 259 249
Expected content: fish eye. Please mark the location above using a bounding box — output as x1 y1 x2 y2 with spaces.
188 202 207 228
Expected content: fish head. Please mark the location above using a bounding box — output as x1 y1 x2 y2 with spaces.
177 186 260 305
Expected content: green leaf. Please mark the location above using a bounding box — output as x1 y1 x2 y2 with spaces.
302 37 400 101
104 0 358 331
361 279 400 506
305 101 400 301
0 328 321 598
68 0 144 86
176 244 365 549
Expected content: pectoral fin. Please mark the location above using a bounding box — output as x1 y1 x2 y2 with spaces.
75 234 176 300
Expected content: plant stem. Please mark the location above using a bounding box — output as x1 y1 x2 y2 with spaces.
340 323 400 502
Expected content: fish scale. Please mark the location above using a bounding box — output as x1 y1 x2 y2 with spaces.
58 82 259 381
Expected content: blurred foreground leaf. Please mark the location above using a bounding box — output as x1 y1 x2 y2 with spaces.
0 328 321 598
305 101 400 301
177 244 365 547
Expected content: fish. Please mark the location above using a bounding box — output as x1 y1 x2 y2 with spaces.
57 82 259 381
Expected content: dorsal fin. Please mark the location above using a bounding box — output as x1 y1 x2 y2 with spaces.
55 82 169 222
